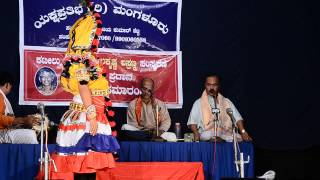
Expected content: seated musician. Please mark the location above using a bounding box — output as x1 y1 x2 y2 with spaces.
121 78 176 141
0 71 38 144
187 74 252 142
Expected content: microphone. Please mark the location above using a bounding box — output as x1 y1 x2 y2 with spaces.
226 108 237 127
37 103 57 127
211 108 220 114
48 121 58 127
37 103 45 117
209 95 220 114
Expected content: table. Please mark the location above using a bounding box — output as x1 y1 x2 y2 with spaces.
0 144 55 180
0 142 254 180
118 141 254 180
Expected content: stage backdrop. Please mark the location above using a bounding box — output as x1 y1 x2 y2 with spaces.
19 0 182 108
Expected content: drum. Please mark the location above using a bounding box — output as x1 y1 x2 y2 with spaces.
30 113 50 135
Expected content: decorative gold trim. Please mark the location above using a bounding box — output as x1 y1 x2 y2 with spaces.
91 89 109 97
69 102 86 112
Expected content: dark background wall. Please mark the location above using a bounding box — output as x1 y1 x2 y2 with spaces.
1 0 320 179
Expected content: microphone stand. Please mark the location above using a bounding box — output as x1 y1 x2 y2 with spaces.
38 103 57 179
211 96 219 140
231 115 240 174
228 109 250 178
38 103 45 175
153 104 163 142
39 112 44 173
156 104 159 137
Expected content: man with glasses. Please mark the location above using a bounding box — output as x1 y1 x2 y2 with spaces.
121 78 176 141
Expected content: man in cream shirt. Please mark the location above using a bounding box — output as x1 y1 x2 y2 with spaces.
187 74 252 142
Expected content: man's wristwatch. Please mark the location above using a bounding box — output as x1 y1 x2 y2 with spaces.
240 129 246 134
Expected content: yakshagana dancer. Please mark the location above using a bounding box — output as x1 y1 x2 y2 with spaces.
40 0 120 179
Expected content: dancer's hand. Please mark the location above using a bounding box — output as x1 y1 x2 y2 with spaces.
90 119 98 136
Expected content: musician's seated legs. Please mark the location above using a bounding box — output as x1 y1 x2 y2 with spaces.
121 124 140 131
0 130 11 143
121 124 176 141
200 130 225 142
7 129 38 144
120 124 151 141
200 130 214 141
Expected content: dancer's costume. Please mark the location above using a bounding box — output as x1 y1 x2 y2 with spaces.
49 2 120 179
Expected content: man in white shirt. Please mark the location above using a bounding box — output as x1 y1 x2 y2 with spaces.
187 74 252 142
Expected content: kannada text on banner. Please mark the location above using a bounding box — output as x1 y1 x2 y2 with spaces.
22 48 182 107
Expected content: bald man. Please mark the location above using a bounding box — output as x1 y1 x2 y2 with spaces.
188 74 252 142
121 78 176 141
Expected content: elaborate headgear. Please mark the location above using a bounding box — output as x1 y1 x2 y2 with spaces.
61 0 103 86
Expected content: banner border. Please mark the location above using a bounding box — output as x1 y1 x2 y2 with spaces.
19 0 183 108
20 47 183 108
